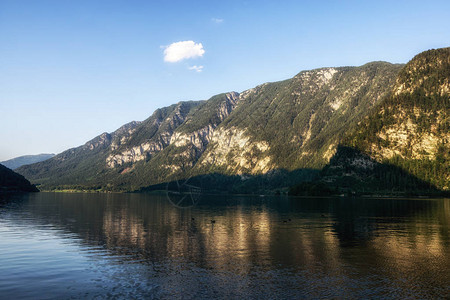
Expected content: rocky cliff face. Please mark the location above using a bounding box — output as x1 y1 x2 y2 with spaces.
198 127 272 175
362 49 449 161
166 92 239 153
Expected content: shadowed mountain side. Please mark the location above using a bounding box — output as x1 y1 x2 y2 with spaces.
0 164 38 193
136 169 321 195
290 146 447 197
138 146 446 197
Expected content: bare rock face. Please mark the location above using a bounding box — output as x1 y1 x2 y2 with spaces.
170 124 215 151
371 50 450 163
169 92 240 151
371 110 447 161
106 140 164 168
197 127 272 175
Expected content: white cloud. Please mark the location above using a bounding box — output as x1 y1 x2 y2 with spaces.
188 65 204 72
211 18 224 23
163 41 205 63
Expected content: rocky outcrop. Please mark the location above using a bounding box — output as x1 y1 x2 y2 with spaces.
217 92 240 121
106 140 164 168
372 110 447 160
110 121 141 151
198 127 272 174
170 124 215 150
170 92 240 151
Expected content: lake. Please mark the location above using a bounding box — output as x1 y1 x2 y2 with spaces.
0 192 448 299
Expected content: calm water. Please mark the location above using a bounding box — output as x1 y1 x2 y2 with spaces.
0 193 448 299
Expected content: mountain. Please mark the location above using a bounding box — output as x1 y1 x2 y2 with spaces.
192 62 401 174
346 48 449 191
1 153 55 170
16 60 403 192
15 101 202 191
291 47 450 196
0 164 38 193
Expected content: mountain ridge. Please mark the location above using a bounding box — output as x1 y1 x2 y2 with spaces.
16 48 448 194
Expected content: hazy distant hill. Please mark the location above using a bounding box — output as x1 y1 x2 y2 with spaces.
1 153 55 170
16 48 449 195
0 164 38 192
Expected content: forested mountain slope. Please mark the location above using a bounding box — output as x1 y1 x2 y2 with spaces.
15 53 428 192
193 62 401 176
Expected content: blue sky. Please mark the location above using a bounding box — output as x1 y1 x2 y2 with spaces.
1 0 449 161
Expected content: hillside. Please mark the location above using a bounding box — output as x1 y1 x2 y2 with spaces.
344 48 449 191
16 101 203 190
16 61 402 192
0 164 38 192
1 153 55 170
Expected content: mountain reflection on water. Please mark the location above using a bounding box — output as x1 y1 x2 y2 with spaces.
0 193 448 299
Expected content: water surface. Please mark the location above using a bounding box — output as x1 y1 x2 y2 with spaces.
0 193 448 299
